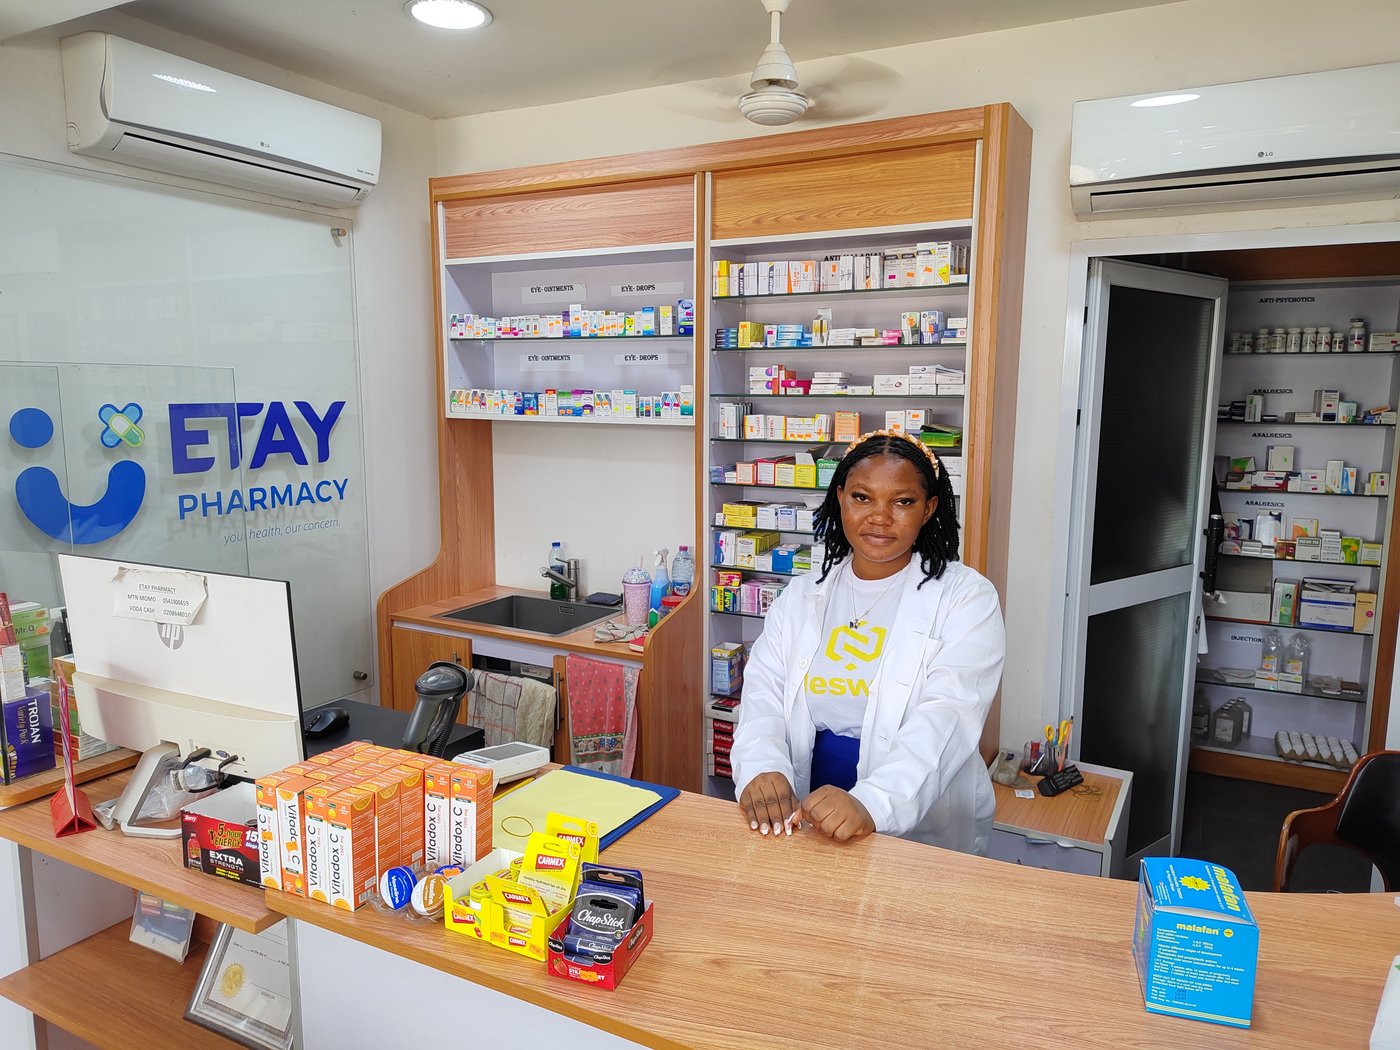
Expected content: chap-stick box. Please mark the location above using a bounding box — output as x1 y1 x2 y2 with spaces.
449 763 495 865
423 762 456 869
325 788 378 911
275 776 317 894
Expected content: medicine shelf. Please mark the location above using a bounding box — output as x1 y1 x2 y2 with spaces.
710 436 962 451
711 609 768 620
711 525 817 538
710 392 964 400
713 342 967 353
713 285 969 304
1188 741 1346 792
1215 487 1387 499
448 411 695 427
1195 669 1366 704
1203 614 1373 638
713 563 811 579
710 480 827 491
1215 420 1394 428
451 334 691 343
1224 350 1400 358
1218 551 1381 566
1191 737 1354 774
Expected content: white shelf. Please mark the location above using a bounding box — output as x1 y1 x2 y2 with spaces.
1193 736 1355 773
444 242 692 266
446 411 694 427
710 219 974 250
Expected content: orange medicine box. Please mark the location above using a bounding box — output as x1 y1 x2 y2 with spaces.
303 786 337 903
423 762 456 869
255 771 296 889
450 764 495 866
275 776 317 894
387 766 426 870
325 787 378 911
363 775 401 872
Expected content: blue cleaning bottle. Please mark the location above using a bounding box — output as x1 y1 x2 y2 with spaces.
649 548 670 613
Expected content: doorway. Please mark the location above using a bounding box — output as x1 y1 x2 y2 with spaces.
1057 228 1400 890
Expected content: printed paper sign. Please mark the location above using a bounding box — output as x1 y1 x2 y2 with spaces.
519 352 584 372
112 567 208 626
610 281 684 298
613 352 682 366
522 282 586 304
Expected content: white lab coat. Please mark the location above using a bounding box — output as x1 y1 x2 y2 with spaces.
730 558 1006 855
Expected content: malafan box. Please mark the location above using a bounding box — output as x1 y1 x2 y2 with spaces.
1133 857 1258 1028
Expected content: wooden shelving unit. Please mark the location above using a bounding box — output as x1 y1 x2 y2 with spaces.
1201 268 1400 789
0 771 277 935
0 922 237 1050
379 106 1031 794
0 749 136 811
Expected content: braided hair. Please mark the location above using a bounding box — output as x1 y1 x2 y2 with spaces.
813 432 960 587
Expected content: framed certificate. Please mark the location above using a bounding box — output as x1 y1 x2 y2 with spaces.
185 922 294 1050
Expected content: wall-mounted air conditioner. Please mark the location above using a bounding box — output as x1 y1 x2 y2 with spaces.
61 32 381 208
1070 63 1400 219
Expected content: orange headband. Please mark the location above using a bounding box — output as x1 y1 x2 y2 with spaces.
845 429 942 478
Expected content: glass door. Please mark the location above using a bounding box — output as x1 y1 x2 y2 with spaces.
1064 259 1227 864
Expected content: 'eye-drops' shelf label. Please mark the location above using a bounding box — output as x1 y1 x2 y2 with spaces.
610 281 684 297
613 352 683 366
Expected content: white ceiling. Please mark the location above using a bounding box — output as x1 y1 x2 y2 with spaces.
5 0 1183 119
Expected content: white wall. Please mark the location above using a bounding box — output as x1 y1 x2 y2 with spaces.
435 0 1400 747
0 13 440 699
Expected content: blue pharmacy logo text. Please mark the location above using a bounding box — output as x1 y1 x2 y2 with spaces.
8 399 349 545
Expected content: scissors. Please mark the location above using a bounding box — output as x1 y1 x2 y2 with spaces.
1057 720 1071 747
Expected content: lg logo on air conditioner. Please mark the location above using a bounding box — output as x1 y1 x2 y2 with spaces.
1257 150 1274 158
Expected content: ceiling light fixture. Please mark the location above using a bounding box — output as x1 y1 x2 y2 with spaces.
404 0 492 30
1131 93 1201 108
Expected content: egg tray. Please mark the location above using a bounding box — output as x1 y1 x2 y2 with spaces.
1274 730 1358 769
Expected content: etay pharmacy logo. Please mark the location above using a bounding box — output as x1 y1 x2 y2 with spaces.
8 399 351 545
9 406 147 545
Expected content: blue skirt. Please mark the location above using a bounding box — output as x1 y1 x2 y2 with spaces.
811 729 860 792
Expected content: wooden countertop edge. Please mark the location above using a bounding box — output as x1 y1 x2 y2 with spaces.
392 585 645 663
0 749 138 811
265 892 693 1050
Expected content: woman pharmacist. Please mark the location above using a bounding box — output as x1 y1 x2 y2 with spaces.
730 430 1006 854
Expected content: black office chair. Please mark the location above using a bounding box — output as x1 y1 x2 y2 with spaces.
1273 750 1400 892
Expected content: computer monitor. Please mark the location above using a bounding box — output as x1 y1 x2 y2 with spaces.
57 553 305 837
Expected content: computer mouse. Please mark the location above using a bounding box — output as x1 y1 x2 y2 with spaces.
304 705 349 737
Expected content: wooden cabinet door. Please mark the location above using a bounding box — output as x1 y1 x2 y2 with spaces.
389 627 471 717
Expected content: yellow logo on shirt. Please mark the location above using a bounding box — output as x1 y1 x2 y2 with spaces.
825 624 886 671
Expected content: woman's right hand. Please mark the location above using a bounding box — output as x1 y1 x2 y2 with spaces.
738 772 799 837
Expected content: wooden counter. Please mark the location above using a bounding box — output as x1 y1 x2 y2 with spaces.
0 770 276 934
394 585 644 662
0 749 136 811
269 781 1398 1049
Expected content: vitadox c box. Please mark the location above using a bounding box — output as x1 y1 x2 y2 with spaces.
1133 857 1258 1028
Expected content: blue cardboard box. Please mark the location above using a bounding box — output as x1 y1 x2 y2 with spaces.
2 686 56 784
1133 858 1259 1028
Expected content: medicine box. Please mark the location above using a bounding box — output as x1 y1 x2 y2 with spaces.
711 642 745 696
182 781 260 887
1133 858 1258 1028
0 686 55 784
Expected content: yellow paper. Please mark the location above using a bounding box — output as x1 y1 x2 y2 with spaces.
491 770 659 852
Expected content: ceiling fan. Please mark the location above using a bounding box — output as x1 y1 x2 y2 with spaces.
738 0 810 126
734 0 900 127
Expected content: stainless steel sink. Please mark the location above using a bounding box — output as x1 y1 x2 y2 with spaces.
439 595 614 636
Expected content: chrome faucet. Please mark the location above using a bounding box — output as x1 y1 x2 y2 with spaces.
540 558 580 601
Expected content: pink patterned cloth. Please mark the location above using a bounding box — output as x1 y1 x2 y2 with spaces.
566 655 638 776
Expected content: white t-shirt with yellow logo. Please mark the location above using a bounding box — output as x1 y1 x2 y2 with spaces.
803 563 908 737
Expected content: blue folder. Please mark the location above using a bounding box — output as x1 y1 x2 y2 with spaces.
561 765 680 850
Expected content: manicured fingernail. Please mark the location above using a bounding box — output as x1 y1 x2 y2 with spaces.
760 823 769 835
750 820 758 830
785 823 792 837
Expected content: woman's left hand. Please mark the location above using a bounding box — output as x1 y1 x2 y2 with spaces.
797 786 875 842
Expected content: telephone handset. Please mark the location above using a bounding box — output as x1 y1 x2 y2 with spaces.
403 661 473 756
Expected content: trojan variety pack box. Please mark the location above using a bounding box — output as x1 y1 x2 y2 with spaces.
1 686 56 784
1133 858 1258 1028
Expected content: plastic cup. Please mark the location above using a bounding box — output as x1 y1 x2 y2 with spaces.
622 582 651 627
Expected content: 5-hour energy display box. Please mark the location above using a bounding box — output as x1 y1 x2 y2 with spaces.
1133 858 1259 1028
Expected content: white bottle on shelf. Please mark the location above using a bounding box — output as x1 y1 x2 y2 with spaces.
1261 629 1282 674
